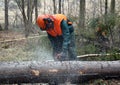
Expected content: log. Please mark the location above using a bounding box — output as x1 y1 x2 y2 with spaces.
0 61 120 84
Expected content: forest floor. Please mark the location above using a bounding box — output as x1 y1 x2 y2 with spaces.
0 30 120 85
0 30 53 61
0 31 29 61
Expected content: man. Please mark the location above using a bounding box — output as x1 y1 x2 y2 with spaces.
36 14 77 61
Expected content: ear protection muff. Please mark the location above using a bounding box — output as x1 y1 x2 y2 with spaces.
43 18 54 30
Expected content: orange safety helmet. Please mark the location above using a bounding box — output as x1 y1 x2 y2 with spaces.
36 14 53 30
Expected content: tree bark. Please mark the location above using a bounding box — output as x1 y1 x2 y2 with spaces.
110 0 115 14
52 0 56 14
105 0 108 15
79 0 86 29
4 0 9 30
15 0 35 37
34 0 38 20
0 61 120 84
0 24 2 31
58 0 61 13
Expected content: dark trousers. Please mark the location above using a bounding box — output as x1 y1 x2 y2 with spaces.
48 33 77 61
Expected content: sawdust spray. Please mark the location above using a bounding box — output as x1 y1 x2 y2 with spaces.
27 35 54 61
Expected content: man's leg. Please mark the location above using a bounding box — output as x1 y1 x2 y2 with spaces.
68 32 77 60
53 36 63 61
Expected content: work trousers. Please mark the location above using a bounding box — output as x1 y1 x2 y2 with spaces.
48 32 77 61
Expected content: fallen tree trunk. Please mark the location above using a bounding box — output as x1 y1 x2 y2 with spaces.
0 61 120 84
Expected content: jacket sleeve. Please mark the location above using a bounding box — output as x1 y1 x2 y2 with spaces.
61 20 70 52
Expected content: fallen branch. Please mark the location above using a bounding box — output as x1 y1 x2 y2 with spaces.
0 35 46 43
77 53 120 58
0 61 120 84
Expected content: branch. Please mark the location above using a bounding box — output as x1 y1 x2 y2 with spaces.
0 35 46 43
77 53 120 58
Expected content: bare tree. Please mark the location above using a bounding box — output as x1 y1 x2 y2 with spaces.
109 0 116 47
105 0 108 16
67 0 70 15
52 0 56 14
0 24 2 31
62 0 64 14
99 0 103 16
34 0 38 20
79 0 86 29
15 0 35 37
4 0 9 30
58 0 62 13
110 0 115 14
44 0 46 14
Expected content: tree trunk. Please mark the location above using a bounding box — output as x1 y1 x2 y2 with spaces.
0 24 2 31
105 0 108 16
110 0 115 14
52 0 56 14
4 0 9 30
109 0 115 48
62 0 64 14
34 0 38 20
58 0 61 13
15 0 35 37
67 0 70 15
79 0 86 29
25 0 34 37
44 0 46 14
0 61 120 84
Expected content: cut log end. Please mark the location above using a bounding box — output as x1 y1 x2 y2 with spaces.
31 70 40 76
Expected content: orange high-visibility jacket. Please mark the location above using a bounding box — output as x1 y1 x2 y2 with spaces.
37 14 68 37
47 14 67 37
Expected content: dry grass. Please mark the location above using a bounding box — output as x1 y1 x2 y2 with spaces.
0 31 31 61
0 31 53 61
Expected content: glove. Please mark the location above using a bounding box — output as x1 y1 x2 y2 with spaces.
56 52 67 61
